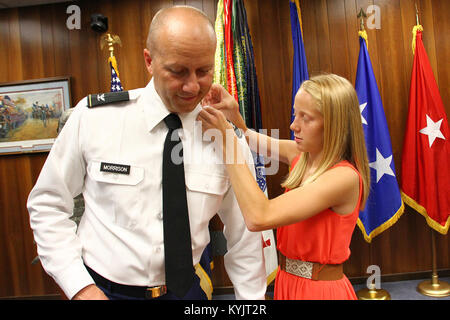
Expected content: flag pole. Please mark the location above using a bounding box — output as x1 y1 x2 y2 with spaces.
354 8 391 300
357 8 366 32
417 229 450 297
100 33 122 77
410 4 449 298
100 33 124 92
415 2 419 26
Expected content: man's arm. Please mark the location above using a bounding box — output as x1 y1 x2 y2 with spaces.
27 100 97 299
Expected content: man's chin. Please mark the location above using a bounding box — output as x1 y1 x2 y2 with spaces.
172 98 201 113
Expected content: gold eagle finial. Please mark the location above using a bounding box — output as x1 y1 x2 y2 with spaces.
100 33 122 57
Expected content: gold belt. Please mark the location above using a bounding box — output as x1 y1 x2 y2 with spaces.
146 285 167 299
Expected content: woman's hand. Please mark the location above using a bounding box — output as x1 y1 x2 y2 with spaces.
202 84 247 131
197 106 233 142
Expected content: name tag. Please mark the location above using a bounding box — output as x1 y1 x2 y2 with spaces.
100 162 131 175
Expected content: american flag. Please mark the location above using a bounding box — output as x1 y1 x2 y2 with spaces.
109 56 123 92
110 63 123 92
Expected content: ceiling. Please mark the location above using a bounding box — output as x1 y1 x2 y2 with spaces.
0 0 73 9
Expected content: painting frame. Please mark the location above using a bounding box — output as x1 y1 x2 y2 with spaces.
0 76 72 155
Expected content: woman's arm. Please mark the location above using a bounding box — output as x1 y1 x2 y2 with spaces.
198 106 360 231
202 84 299 165
245 129 299 165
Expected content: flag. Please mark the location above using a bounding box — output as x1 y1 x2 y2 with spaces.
109 55 123 92
355 31 404 242
401 25 450 234
223 0 239 102
213 0 278 285
231 0 248 123
213 0 227 89
289 0 309 140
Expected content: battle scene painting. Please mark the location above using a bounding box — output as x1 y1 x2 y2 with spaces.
0 78 71 154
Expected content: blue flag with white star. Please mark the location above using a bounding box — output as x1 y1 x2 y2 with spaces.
355 35 404 242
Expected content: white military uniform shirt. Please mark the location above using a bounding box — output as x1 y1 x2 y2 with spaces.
27 79 267 300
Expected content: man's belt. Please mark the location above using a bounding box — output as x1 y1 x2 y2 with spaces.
86 265 167 299
278 252 344 281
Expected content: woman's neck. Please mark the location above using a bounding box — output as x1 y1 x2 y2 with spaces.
307 150 323 170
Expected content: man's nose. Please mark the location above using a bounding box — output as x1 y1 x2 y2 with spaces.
183 73 200 94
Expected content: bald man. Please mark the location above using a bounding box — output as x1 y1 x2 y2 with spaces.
28 6 266 300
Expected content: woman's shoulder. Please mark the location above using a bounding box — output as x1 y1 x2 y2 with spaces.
330 160 361 178
322 161 362 215
325 162 360 183
316 161 361 195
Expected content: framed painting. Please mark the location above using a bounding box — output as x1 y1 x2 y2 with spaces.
0 77 71 154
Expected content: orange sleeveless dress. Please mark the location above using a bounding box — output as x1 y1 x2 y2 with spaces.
274 156 361 300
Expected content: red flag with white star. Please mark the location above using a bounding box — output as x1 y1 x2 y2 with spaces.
401 27 450 234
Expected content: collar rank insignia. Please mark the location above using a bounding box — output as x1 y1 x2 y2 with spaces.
87 91 130 108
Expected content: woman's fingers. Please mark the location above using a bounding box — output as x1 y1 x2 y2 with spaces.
197 107 235 146
201 90 214 106
198 107 227 130
200 106 220 119
197 107 215 130
202 84 222 106
205 106 229 124
202 84 235 111
197 108 222 143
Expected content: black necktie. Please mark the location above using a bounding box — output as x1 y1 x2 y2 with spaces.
162 113 195 298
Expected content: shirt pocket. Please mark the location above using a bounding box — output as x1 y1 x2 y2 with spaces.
88 160 144 229
185 170 230 221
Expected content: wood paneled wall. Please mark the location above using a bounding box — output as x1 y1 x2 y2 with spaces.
0 0 448 298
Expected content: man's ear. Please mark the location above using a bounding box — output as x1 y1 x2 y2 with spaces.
143 49 153 75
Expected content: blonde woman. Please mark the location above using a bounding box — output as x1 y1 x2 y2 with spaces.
198 74 370 300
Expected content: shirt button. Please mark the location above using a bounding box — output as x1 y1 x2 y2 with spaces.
157 212 163 219
205 183 209 189
155 247 161 253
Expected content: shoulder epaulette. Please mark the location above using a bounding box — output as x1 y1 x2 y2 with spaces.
87 91 130 108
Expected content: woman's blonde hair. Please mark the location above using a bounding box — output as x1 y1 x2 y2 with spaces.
281 73 370 206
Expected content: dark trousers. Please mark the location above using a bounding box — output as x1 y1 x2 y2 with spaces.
86 265 208 300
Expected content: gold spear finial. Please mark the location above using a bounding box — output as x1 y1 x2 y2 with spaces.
415 2 420 25
411 2 423 55
357 8 367 31
100 33 122 57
